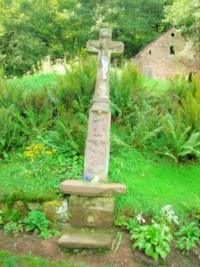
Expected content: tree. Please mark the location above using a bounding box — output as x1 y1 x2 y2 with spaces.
0 0 171 76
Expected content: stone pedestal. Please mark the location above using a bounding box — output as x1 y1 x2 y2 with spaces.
58 180 126 249
69 196 115 229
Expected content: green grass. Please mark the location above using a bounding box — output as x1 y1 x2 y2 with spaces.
0 162 59 204
142 77 170 97
8 73 58 90
1 148 199 221
0 250 87 267
110 148 200 220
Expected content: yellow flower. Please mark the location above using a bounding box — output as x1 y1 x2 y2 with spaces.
38 143 45 148
45 150 51 155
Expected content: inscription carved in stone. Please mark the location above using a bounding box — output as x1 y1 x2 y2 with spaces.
92 113 105 137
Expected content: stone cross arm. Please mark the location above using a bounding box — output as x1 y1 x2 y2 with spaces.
87 40 124 55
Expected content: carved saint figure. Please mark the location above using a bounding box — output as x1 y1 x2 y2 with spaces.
92 113 105 137
87 141 104 173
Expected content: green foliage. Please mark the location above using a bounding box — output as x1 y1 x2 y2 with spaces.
23 209 59 239
23 210 52 239
0 106 21 154
3 221 24 237
0 250 87 267
161 75 200 162
0 0 170 76
130 223 173 261
110 63 143 118
5 256 17 267
180 75 200 132
3 210 23 223
0 210 3 225
175 221 200 252
161 112 200 162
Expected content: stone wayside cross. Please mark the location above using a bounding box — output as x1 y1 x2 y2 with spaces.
58 29 126 249
84 28 124 182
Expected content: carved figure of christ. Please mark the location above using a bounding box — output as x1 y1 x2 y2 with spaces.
86 28 124 98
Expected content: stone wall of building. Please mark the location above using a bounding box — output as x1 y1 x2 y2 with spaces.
131 28 197 80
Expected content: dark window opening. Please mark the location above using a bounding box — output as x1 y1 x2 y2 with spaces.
171 33 175 37
170 46 175 55
149 50 151 55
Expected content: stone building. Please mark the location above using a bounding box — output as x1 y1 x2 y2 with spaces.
131 27 198 80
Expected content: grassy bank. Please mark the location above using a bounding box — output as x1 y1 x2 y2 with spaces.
0 250 86 267
110 148 200 219
1 147 199 220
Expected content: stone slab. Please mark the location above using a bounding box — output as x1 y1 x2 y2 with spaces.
69 196 115 229
58 230 112 249
60 180 126 197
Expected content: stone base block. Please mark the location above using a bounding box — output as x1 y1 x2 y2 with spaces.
69 196 115 229
58 230 112 249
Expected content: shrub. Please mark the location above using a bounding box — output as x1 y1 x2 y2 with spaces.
175 221 200 252
23 210 51 239
130 222 173 261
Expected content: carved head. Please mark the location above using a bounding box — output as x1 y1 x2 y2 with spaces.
100 28 112 39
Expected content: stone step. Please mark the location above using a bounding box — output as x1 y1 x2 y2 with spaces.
60 180 126 197
58 230 113 249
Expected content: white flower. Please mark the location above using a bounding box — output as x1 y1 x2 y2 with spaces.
161 205 179 225
135 212 146 224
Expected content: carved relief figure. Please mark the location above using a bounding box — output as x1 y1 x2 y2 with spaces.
87 141 104 173
92 113 105 137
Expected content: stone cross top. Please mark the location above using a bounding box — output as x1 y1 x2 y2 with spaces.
87 28 124 100
84 28 124 182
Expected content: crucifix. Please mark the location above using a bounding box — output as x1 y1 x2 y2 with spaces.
87 28 124 100
84 28 124 182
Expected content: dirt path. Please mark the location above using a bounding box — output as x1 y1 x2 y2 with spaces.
0 230 199 267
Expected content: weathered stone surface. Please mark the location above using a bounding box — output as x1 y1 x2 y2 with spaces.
69 196 115 229
27 202 40 211
0 203 8 213
12 200 28 215
60 180 126 197
42 199 68 222
58 230 112 249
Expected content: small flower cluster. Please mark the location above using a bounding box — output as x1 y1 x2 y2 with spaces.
161 205 179 225
24 143 56 160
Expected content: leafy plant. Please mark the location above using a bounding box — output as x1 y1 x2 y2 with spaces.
23 210 51 239
161 111 200 161
0 210 3 225
130 222 173 261
175 221 200 252
5 256 17 267
4 221 23 237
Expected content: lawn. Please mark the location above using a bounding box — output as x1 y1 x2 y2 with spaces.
1 68 199 266
110 148 200 219
0 250 86 267
1 147 199 220
141 77 170 97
